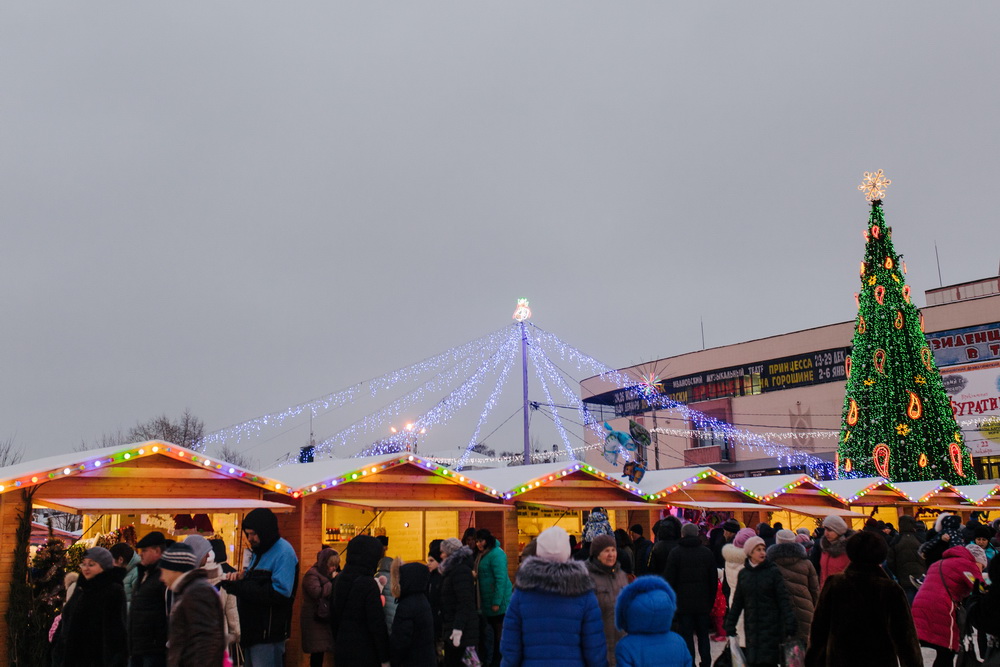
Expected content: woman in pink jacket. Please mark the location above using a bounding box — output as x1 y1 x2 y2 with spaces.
910 546 983 667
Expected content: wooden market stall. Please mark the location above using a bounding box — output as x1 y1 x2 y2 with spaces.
465 461 653 569
821 477 912 526
641 467 781 529
735 474 867 532
893 480 982 525
271 453 509 667
0 441 295 661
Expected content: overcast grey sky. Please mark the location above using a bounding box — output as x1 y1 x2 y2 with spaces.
3 3 998 465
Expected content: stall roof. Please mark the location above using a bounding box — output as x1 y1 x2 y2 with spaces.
820 478 910 504
271 453 504 499
0 441 288 497
892 481 972 503
34 497 296 515
321 498 513 511
952 484 1000 505
464 461 645 499
730 474 833 502
639 467 725 494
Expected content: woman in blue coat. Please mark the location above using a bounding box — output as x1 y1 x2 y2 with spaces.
614 576 691 667
500 526 607 667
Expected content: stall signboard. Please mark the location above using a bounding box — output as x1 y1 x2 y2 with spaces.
927 322 1000 367
586 347 850 417
941 360 1000 456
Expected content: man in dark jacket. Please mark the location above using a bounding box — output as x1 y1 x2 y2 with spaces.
331 535 391 666
647 515 683 576
221 507 299 666
158 543 226 667
628 524 653 576
886 514 926 605
709 519 740 569
665 523 718 667
129 531 169 667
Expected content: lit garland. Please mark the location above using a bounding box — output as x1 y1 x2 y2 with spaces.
0 441 291 497
201 326 518 449
302 326 521 459
838 186 975 483
528 325 835 474
451 340 519 469
526 341 577 461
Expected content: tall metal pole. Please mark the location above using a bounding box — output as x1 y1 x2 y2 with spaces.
512 299 533 466
521 320 531 465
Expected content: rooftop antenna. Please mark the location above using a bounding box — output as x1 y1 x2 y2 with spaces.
934 241 943 287
700 317 706 350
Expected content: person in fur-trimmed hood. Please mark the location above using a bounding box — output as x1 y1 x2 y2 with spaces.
919 512 964 567
500 526 607 667
767 530 819 645
614 576 691 667
805 531 921 667
721 527 755 647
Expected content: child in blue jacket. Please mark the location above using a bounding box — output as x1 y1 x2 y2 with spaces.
614 576 692 667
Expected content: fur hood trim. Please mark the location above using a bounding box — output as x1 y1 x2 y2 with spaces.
515 557 594 597
722 543 746 565
766 542 807 563
934 512 954 534
439 545 474 574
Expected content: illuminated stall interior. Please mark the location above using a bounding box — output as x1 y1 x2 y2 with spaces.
894 480 980 524
821 478 912 526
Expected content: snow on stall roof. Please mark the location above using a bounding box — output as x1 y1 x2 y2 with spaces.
264 453 405 491
463 462 585 494
639 467 721 493
892 480 953 501
953 484 1000 503
820 478 895 501
0 444 129 483
736 474 818 498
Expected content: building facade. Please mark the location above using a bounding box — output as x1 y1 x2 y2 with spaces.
582 277 1000 480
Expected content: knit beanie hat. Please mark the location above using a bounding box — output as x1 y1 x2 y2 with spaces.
590 534 617 557
743 536 765 557
822 514 848 536
722 519 741 533
439 538 463 557
681 523 700 538
967 544 988 569
159 543 199 573
536 526 571 562
183 535 213 567
733 527 757 549
796 527 811 536
775 529 796 545
974 526 993 540
83 547 114 572
845 530 887 566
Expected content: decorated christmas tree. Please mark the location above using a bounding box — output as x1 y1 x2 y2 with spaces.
837 171 975 484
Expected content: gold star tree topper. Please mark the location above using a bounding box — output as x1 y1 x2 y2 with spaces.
859 169 891 201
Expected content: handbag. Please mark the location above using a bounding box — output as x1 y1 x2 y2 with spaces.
781 637 806 667
461 646 482 667
713 645 733 667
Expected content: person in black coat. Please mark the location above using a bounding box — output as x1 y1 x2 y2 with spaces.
647 516 683 577
427 540 445 643
332 535 391 667
628 525 653 576
59 547 128 667
438 538 479 667
665 523 717 667
129 531 170 664
390 560 437 667
725 537 796 666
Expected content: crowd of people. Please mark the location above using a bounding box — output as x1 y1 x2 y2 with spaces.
51 507 298 666
43 505 1000 667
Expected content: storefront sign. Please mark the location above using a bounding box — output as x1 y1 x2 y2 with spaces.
928 322 1000 367
941 360 1000 456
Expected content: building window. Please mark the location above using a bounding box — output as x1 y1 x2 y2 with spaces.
976 456 1000 481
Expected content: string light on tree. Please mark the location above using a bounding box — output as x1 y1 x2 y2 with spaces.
837 171 974 483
